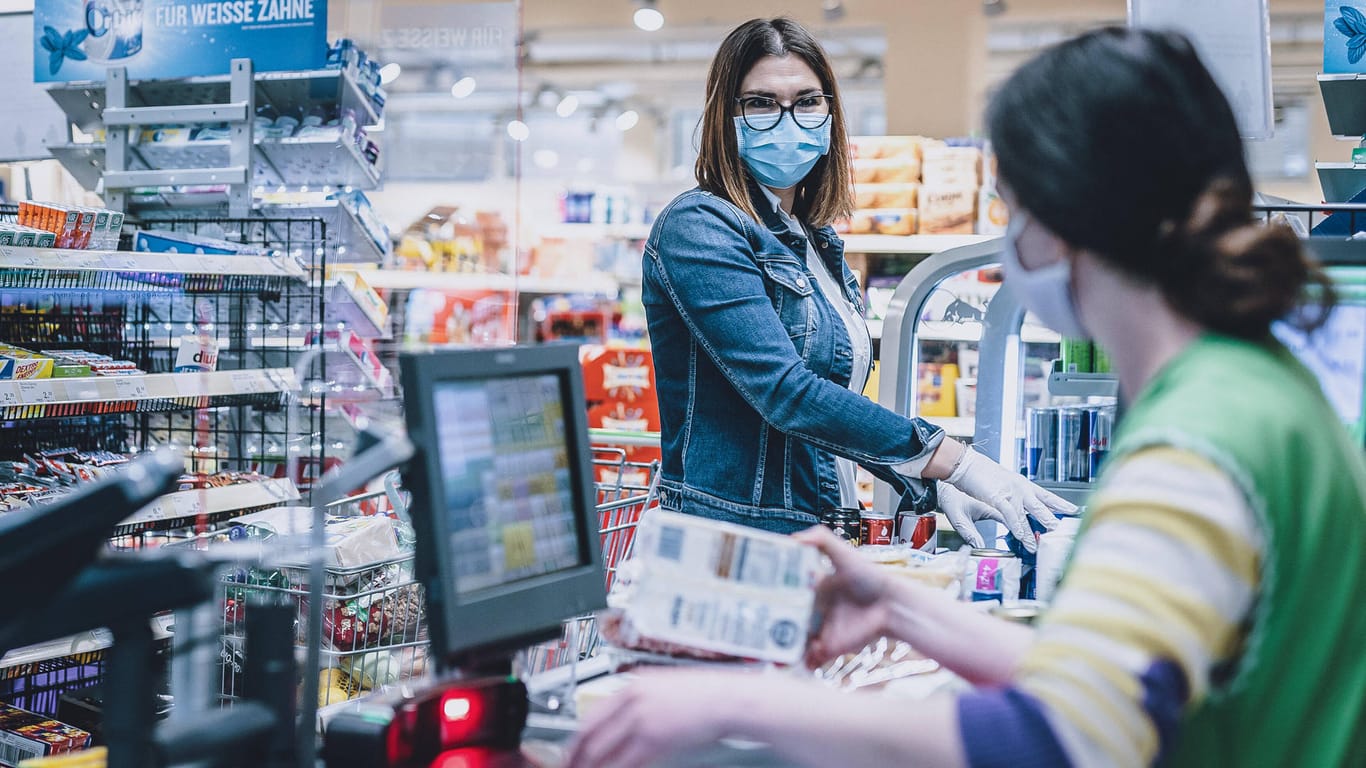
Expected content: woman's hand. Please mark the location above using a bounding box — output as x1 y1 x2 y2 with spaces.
565 670 754 768
792 525 893 668
943 450 1075 552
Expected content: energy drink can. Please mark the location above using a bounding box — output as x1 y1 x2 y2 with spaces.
1089 406 1114 479
895 510 937 551
1056 408 1089 482
820 508 862 546
967 548 1020 602
860 513 893 547
1027 408 1058 482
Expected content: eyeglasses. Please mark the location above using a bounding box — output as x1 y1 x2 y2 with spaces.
734 94 834 131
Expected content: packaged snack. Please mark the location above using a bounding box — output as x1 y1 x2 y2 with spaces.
849 208 918 236
921 146 982 188
852 158 920 185
854 182 919 210
603 510 828 665
0 702 91 765
919 186 977 235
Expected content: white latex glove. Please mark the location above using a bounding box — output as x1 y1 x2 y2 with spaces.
936 481 1005 550
942 450 1076 552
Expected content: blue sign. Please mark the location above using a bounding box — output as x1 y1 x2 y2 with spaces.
1327 2 1366 73
35 0 327 82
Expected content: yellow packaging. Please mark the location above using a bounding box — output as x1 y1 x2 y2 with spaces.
854 183 919 210
852 158 921 184
849 208 918 236
921 146 982 188
917 362 958 417
920 186 977 235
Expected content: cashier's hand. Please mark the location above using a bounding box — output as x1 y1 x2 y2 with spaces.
565 670 750 768
942 450 1075 552
793 525 891 668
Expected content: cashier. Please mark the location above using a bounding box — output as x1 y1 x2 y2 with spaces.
569 28 1366 768
642 16 1072 546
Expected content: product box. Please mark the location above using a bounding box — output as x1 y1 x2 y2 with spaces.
852 158 920 185
0 346 55 380
854 182 918 210
0 702 92 766
921 146 981 189
848 208 918 236
606 510 827 665
134 229 262 256
920 186 977 235
327 271 390 337
231 507 402 571
977 185 1008 235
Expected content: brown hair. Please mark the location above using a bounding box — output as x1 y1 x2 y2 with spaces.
695 18 854 228
988 28 1335 339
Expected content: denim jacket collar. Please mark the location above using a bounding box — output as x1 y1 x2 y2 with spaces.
746 179 856 307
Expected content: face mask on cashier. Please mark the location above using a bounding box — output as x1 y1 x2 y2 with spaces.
1001 210 1090 339
734 113 831 190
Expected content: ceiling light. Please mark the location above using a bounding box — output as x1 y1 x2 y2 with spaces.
633 1 664 31
450 76 477 99
379 62 401 85
507 120 530 141
556 94 580 118
615 109 640 131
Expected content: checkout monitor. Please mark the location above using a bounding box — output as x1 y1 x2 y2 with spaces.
400 344 606 669
1272 267 1366 447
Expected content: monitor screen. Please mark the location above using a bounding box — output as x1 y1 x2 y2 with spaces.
1273 302 1366 428
433 375 586 594
400 344 606 670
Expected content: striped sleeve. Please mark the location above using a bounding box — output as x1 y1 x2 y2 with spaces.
958 446 1264 767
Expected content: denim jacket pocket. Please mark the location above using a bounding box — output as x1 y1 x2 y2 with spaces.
759 255 815 341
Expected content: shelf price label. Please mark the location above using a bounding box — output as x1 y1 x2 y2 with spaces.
0 385 20 407
230 370 262 394
18 380 59 404
103 254 141 271
114 377 151 400
171 491 207 519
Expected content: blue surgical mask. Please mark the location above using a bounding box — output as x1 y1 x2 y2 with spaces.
1001 211 1090 339
734 114 831 190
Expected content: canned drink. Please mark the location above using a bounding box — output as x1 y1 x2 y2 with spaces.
966 548 1020 603
1027 408 1058 482
860 513 893 547
895 510 937 551
820 508 862 546
1056 408 1090 483
1088 407 1114 479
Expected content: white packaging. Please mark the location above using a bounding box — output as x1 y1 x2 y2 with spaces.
174 334 219 373
609 510 826 665
1035 516 1083 603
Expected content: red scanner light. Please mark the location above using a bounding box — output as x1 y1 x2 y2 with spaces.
439 690 485 744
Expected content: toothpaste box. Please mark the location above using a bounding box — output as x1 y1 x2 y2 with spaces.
611 510 827 665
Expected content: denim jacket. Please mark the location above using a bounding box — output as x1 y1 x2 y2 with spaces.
643 184 944 533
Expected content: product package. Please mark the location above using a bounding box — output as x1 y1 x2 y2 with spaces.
854 183 919 210
134 229 264 256
919 186 977 235
920 146 981 188
847 208 918 236
602 510 828 665
229 507 403 571
0 702 92 766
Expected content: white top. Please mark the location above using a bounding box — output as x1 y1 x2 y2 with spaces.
760 187 872 509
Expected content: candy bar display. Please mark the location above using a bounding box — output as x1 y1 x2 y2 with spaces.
0 702 91 766
15 203 123 250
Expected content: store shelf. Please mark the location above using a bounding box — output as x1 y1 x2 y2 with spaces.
124 478 301 528
1318 74 1366 139
1037 480 1096 507
49 135 381 193
0 368 299 421
261 199 391 264
1315 162 1366 203
326 273 392 339
354 269 620 296
1048 371 1119 398
47 66 383 133
841 234 997 255
0 246 305 293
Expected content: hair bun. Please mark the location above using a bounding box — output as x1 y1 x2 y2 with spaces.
1156 179 1335 338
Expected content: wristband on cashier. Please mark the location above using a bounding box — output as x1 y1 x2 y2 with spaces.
944 444 972 484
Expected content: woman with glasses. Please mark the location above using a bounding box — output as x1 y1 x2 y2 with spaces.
641 17 1073 543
